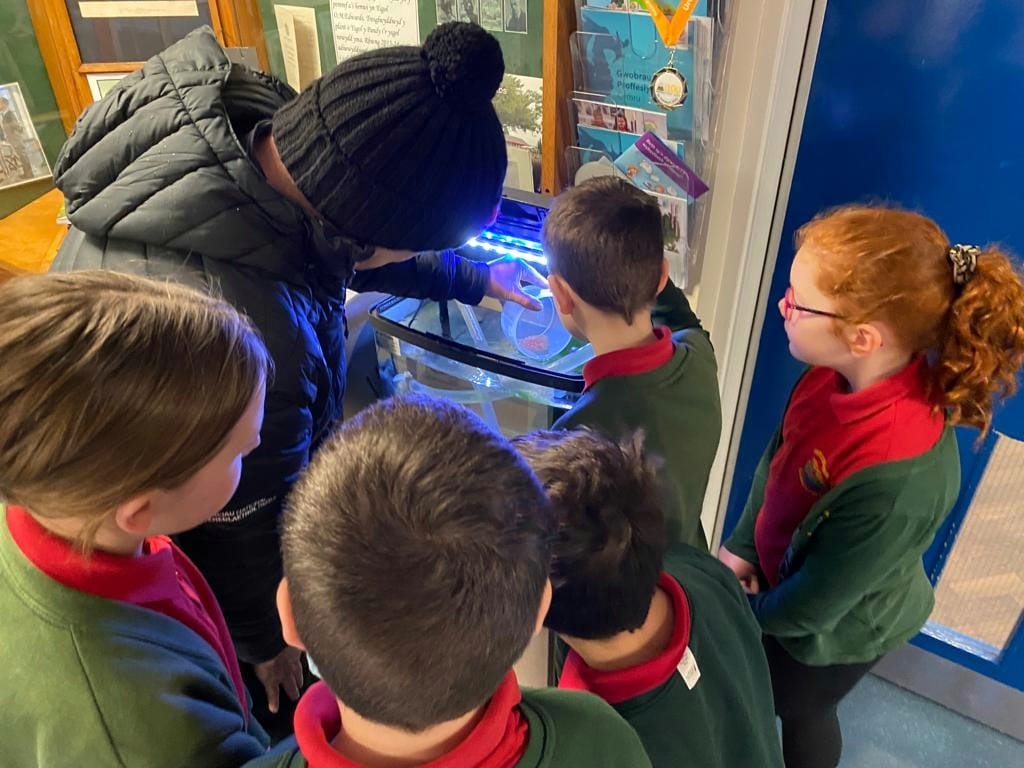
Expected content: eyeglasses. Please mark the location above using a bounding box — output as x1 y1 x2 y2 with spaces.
782 286 844 322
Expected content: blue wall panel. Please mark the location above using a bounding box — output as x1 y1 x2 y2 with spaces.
726 0 1024 532
723 0 1024 688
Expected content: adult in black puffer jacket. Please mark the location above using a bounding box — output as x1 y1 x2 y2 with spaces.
50 23 538 730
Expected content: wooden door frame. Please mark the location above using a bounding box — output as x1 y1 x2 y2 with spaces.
540 0 576 195
27 0 269 134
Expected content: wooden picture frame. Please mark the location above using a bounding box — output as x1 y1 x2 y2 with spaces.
0 82 54 191
29 0 576 194
27 0 269 133
85 71 130 101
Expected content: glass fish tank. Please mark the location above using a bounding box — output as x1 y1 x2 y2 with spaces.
370 295 591 437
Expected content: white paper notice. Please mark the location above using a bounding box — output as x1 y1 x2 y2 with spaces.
329 0 420 64
274 4 322 91
79 1 198 17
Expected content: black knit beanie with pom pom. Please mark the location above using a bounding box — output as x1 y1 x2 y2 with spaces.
272 22 507 251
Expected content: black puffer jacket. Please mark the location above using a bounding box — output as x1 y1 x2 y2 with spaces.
50 29 490 662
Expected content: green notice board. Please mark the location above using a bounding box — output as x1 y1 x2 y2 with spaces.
418 0 543 79
257 0 542 83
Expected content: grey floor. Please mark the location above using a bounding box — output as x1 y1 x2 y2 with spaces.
838 675 1023 767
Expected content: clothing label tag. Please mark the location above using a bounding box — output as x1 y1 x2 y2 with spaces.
306 654 322 680
677 646 701 689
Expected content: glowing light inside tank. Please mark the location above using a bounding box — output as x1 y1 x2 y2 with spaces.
478 230 544 253
466 233 547 267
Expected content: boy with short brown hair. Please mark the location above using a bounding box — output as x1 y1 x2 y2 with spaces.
249 395 653 768
514 428 783 768
543 176 721 548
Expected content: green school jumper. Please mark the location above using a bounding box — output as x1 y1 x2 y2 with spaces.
247 686 653 767
0 507 269 767
726 424 961 665
554 282 722 549
559 546 783 768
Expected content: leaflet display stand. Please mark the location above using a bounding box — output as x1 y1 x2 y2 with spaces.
564 1 731 288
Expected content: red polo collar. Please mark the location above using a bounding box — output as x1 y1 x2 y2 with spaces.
582 326 674 391
6 506 248 721
829 355 933 424
9 505 187 603
559 573 691 704
293 672 528 768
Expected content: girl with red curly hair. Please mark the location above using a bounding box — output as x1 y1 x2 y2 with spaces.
721 204 1024 768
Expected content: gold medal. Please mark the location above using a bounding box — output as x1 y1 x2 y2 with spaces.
639 1 699 111
651 65 688 110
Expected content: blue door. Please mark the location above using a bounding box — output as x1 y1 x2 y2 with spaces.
723 0 1024 691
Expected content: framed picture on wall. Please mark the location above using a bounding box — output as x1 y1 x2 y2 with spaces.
0 83 52 192
457 0 481 25
86 73 130 102
436 0 457 23
503 0 527 33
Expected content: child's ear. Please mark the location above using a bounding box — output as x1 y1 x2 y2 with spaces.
113 495 156 538
848 322 885 357
533 578 553 637
277 578 307 652
657 258 670 294
548 274 576 316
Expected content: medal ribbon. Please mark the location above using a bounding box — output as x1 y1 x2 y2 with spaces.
638 0 701 48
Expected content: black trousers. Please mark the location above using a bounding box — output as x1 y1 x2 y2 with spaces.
763 635 879 768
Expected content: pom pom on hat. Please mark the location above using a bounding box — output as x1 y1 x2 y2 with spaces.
423 22 505 108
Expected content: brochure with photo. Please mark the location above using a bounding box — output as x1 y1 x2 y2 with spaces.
614 131 708 199
573 98 668 138
577 125 684 160
652 191 689 286
575 8 711 141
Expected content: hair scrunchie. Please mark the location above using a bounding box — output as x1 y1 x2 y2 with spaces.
948 244 981 286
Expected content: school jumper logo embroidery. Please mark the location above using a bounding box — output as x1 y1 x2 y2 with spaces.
800 449 831 495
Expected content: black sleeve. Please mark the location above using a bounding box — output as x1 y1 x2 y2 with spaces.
175 382 314 664
175 500 288 664
652 278 703 333
348 249 490 304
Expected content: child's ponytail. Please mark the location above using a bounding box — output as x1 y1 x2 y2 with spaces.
801 205 1024 435
934 246 1024 433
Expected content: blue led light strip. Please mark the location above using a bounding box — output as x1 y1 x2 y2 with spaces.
466 236 547 267
477 230 544 253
